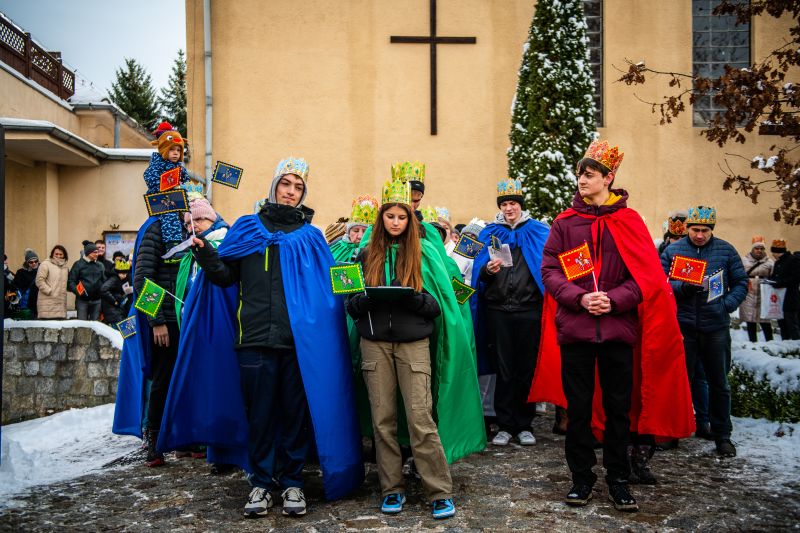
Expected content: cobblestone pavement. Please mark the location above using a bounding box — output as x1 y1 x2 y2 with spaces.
2 417 798 532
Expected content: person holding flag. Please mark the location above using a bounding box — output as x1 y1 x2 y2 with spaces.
530 140 695 512
471 178 549 447
169 157 362 517
660 206 747 457
330 195 379 263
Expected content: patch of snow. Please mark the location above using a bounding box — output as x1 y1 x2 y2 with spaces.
0 404 139 505
731 416 800 491
4 318 124 351
732 339 800 393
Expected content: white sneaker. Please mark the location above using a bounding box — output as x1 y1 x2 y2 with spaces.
492 430 512 446
243 487 273 517
281 487 307 516
517 431 537 446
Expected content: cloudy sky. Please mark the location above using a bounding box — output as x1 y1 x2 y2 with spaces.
0 0 186 98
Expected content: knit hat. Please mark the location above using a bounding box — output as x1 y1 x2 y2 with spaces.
462 217 486 238
150 122 187 161
24 248 39 263
183 198 217 224
324 218 348 243
751 235 766 250
771 239 787 253
82 240 98 256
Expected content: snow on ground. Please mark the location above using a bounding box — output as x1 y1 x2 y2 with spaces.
4 318 124 350
729 327 800 392
0 404 139 506
731 416 800 490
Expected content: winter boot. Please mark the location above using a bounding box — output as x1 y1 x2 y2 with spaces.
145 430 165 467
627 446 641 484
553 407 568 435
633 445 657 485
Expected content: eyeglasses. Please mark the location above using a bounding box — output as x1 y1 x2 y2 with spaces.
27 259 39 264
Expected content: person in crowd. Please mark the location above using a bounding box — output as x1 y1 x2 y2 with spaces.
68 241 106 321
658 211 687 255
95 239 116 278
324 217 349 244
100 258 133 325
330 196 378 263
472 178 549 448
35 245 69 320
13 249 40 319
532 140 694 512
181 157 362 517
661 206 748 458
770 239 800 340
450 218 485 286
4 254 17 317
347 176 483 519
740 236 774 342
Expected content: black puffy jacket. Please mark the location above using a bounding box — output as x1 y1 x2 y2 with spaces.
771 252 800 311
68 258 106 301
346 247 441 343
478 220 542 313
194 203 311 350
133 221 182 326
101 274 132 324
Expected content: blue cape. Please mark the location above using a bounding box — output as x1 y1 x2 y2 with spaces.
112 216 158 438
470 218 550 374
156 214 364 500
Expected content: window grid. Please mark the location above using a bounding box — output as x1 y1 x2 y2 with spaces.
692 0 750 126
584 0 603 127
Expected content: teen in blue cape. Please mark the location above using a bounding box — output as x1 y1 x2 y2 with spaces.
470 181 549 446
112 216 157 438
156 159 363 516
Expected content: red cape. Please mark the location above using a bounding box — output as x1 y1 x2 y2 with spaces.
529 206 695 439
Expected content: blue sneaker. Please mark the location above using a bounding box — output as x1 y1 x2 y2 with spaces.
432 498 456 519
381 493 406 514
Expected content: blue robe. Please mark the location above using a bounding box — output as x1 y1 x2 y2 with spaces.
470 218 550 374
156 214 364 500
112 216 158 438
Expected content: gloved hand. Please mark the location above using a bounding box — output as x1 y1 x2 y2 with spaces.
348 293 372 316
682 282 705 295
402 291 427 311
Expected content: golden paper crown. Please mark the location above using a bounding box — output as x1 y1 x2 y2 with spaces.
381 178 411 206
419 206 438 223
114 259 131 272
668 218 687 237
772 239 787 249
580 140 624 174
497 178 524 197
752 235 766 246
391 161 425 184
350 195 379 226
435 206 450 221
686 206 716 226
274 157 309 182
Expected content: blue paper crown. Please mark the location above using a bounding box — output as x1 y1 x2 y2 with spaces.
497 178 523 197
686 205 717 226
274 157 309 181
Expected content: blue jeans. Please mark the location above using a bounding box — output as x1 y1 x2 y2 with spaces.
691 359 709 427
680 325 732 440
238 348 310 490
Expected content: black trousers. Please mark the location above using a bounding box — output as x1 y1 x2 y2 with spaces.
779 308 800 340
238 347 310 490
147 321 180 431
745 321 773 342
561 342 633 487
486 307 541 435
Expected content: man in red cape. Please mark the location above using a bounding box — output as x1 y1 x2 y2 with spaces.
529 140 694 512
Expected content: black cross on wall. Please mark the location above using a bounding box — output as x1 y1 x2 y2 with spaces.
390 0 477 135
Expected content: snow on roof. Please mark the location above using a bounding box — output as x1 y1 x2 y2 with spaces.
4 319 124 351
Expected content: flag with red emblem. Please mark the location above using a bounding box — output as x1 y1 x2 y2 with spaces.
558 242 595 282
160 167 182 191
668 255 707 285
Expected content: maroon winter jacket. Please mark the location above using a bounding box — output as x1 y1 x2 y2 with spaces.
541 189 642 346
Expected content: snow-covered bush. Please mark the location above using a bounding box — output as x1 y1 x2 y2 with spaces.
507 0 597 221
730 341 800 422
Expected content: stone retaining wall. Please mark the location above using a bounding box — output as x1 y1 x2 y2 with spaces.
2 327 121 424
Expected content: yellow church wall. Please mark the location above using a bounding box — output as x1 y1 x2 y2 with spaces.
186 0 798 253
0 68 81 134
74 110 152 149
5 159 49 270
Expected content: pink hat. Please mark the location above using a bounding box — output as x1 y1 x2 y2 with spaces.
184 198 217 223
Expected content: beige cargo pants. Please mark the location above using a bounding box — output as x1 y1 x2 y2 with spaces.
360 337 453 501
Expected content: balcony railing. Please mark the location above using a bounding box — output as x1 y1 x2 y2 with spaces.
0 11 75 100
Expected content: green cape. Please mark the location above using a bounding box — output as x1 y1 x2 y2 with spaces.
175 238 222 328
330 238 359 263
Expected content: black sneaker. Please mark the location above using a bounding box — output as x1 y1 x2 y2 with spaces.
608 483 639 512
564 484 593 506
716 439 737 457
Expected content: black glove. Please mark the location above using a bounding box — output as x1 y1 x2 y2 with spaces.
347 293 372 316
402 291 426 311
682 282 704 295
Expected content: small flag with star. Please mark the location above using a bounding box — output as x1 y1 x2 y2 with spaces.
159 167 182 191
144 189 189 217
330 264 365 295
212 161 244 189
115 315 137 339
134 278 167 318
669 255 707 285
451 277 476 305
490 235 502 252
558 242 595 281
454 233 484 259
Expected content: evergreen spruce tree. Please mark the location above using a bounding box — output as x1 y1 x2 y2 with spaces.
158 50 187 135
508 0 597 221
108 58 159 132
